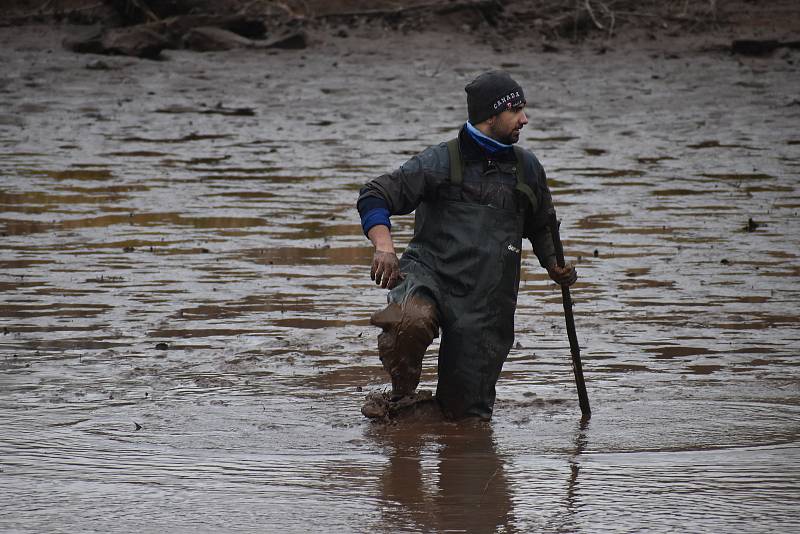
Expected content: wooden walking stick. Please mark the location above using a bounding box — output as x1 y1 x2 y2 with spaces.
549 212 591 417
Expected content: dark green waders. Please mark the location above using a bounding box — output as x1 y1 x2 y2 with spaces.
373 139 531 420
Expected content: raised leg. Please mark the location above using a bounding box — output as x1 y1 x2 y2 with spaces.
370 293 439 399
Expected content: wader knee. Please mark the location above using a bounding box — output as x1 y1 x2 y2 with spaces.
370 294 439 399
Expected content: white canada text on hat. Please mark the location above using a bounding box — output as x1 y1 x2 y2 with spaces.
493 91 522 110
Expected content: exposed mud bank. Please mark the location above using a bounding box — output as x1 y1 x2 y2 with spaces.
3 0 800 57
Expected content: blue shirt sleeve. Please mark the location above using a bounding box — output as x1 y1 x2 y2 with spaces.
360 207 391 236
357 194 392 236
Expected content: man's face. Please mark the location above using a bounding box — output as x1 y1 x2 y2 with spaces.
488 105 528 144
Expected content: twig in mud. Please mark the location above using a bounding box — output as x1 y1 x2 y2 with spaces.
481 467 501 498
22 1 104 18
584 0 605 30
317 0 499 21
108 0 160 23
8 0 105 20
428 59 444 78
36 0 55 13
275 0 311 18
572 0 580 41
128 0 159 22
614 10 709 24
597 1 616 38
672 0 719 26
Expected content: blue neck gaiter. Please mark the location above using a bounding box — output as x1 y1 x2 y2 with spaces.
465 121 513 155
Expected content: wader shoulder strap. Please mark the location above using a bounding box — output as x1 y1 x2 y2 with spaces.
446 138 463 185
513 146 539 213
446 141 538 211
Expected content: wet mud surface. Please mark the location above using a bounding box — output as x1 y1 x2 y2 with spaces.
2 25 800 533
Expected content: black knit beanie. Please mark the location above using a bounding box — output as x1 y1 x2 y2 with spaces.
465 70 526 124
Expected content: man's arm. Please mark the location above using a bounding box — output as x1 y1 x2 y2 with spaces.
357 145 446 289
358 147 442 219
523 159 577 287
530 225 575 286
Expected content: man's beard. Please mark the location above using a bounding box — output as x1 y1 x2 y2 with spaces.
498 131 518 145
490 125 518 145
502 133 518 144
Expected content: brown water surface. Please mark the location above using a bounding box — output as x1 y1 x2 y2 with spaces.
1 26 799 533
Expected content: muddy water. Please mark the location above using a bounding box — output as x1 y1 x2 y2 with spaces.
1 26 799 532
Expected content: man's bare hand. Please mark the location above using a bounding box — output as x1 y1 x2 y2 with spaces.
547 263 577 287
371 250 403 289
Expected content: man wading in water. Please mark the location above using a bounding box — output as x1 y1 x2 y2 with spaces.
357 71 576 420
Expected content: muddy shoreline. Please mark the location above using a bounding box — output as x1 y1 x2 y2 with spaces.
2 14 800 534
3 0 800 55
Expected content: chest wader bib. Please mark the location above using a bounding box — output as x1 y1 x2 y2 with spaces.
388 139 531 420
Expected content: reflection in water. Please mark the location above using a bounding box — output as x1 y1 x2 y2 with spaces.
565 418 590 523
370 417 592 533
371 422 512 533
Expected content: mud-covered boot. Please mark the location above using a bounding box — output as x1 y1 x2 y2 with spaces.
370 294 439 400
361 389 437 420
